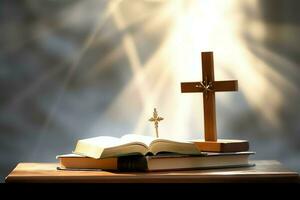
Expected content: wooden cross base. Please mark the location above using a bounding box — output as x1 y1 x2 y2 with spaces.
194 139 249 152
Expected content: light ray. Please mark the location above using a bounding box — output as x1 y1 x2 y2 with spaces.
30 0 123 158
92 0 299 139
165 0 299 131
112 5 152 106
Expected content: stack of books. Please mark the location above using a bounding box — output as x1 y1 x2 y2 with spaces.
57 134 254 171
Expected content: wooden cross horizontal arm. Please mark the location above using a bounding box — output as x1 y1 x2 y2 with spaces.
214 80 238 92
181 80 238 93
181 82 205 93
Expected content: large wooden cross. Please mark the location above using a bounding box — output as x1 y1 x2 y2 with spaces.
181 52 248 152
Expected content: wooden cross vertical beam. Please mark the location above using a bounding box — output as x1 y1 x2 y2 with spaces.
202 52 217 141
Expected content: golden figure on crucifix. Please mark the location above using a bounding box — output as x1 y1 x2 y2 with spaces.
149 108 164 138
181 52 249 152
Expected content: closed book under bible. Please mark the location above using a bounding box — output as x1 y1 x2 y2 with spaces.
57 152 254 171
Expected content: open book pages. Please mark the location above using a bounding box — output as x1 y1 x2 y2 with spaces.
73 134 202 159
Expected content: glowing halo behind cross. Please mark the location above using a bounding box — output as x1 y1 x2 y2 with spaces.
87 0 297 140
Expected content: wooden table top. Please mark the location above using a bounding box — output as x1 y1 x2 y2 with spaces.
5 160 299 183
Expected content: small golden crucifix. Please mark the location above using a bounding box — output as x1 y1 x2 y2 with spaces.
149 108 164 138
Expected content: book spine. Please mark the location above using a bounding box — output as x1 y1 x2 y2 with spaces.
117 156 148 171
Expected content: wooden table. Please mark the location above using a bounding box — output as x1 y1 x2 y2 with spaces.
5 160 299 183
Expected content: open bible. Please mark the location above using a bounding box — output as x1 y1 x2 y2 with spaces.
73 134 202 159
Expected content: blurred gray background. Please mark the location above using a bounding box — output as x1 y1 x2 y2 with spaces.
1 0 299 182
